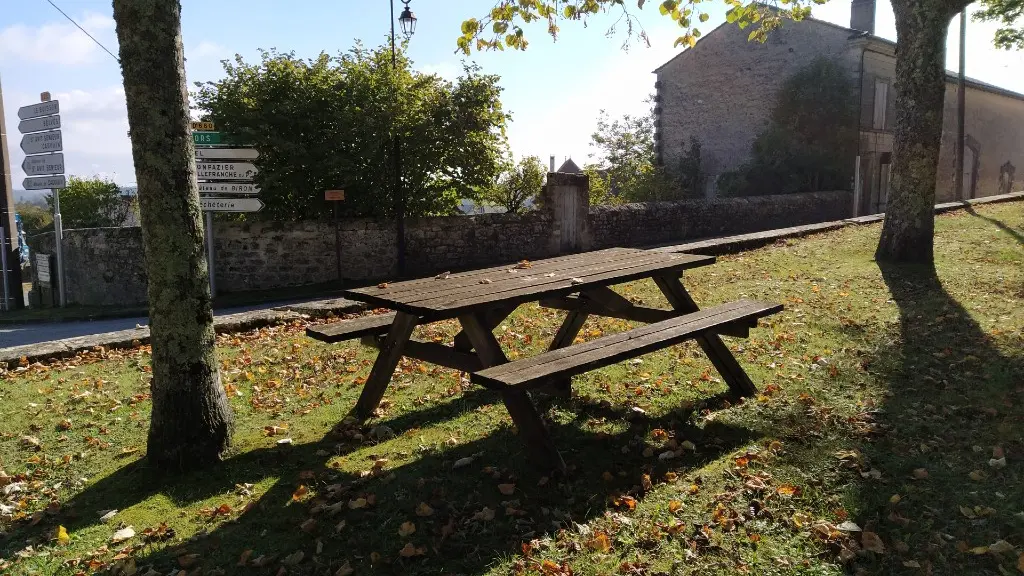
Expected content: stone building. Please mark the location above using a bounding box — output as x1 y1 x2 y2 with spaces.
653 0 1024 214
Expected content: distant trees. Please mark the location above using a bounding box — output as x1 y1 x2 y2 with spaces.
46 176 135 229
15 204 52 234
586 103 701 203
483 155 545 213
717 57 857 197
193 45 509 220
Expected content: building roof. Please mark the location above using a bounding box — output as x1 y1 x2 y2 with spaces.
557 158 582 174
652 14 1024 103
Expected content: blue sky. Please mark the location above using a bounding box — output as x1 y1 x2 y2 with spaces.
2 0 1022 186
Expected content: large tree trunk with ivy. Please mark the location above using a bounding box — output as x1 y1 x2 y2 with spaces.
876 0 963 263
113 0 234 470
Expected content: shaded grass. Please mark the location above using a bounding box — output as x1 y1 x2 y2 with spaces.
1 202 1021 575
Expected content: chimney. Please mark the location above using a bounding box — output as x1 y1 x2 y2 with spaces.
850 0 875 34
549 155 555 172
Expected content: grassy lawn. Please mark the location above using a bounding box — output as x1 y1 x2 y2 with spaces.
1 203 1021 576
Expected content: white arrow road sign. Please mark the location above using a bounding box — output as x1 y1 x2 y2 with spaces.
23 175 67 190
195 148 259 160
18 101 59 120
19 115 61 134
21 130 62 154
200 197 263 212
198 182 261 195
22 153 65 176
196 161 257 180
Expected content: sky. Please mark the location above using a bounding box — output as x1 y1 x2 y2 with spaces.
1 0 1022 188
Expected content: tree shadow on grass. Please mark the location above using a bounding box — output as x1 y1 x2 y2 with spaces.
851 261 1024 574
6 387 758 575
965 205 1024 245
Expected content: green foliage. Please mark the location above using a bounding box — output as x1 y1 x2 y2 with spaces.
583 165 619 206
588 104 691 203
482 155 545 213
193 44 509 220
45 177 132 229
459 0 818 55
717 57 857 197
16 203 53 234
974 0 1024 49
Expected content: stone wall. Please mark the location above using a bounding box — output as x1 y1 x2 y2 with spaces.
25 187 851 306
587 190 852 250
27 227 148 306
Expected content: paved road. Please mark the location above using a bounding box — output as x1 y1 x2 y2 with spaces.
0 298 322 349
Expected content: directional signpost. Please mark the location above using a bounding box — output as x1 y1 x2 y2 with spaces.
200 197 264 212
18 97 66 307
191 122 261 296
22 153 64 176
23 175 66 190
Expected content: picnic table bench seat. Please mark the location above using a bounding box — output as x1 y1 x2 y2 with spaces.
470 299 782 391
306 312 398 343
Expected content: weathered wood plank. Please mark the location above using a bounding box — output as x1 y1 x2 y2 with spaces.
354 312 418 419
654 276 759 397
372 251 700 308
305 312 397 343
360 335 484 374
543 309 589 396
347 248 638 299
471 300 781 389
410 254 714 317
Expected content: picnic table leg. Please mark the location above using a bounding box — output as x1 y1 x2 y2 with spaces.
454 304 518 353
653 275 758 397
354 311 418 419
545 309 589 396
459 313 567 474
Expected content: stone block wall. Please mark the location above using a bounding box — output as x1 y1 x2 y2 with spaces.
588 190 853 249
25 187 851 306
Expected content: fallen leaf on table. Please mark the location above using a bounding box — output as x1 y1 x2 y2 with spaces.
434 271 450 280
478 279 493 284
415 502 434 517
861 531 885 554
111 526 135 543
377 283 389 289
570 277 583 285
498 483 516 496
398 521 416 537
56 525 70 545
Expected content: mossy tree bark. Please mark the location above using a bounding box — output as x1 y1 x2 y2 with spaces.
876 0 968 263
113 0 234 470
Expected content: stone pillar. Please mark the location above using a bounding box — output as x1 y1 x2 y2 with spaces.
540 172 591 254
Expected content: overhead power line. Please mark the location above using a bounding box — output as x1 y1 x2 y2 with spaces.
44 0 120 64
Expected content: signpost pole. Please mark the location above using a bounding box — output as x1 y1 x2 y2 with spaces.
52 187 66 307
205 211 216 298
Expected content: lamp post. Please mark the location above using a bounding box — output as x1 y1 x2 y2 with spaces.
391 0 416 276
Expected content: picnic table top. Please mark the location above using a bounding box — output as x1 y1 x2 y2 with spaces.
341 248 715 318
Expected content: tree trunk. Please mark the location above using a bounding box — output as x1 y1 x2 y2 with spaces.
875 0 963 263
113 0 234 470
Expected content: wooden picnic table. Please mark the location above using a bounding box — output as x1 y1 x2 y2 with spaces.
308 247 781 471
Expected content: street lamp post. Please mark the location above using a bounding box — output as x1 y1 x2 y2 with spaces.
390 0 416 276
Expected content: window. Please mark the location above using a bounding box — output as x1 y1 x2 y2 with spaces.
873 80 889 130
